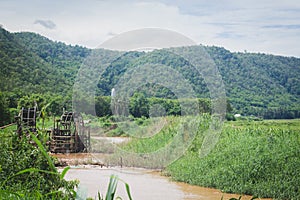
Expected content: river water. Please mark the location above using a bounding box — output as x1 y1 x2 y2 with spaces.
54 137 272 200
62 165 270 200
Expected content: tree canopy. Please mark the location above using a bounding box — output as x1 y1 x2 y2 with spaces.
0 26 299 121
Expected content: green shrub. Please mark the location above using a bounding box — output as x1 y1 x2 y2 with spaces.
0 130 78 199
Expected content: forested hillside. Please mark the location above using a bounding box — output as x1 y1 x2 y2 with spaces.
0 28 66 94
205 47 300 118
0 26 299 125
14 31 91 84
96 46 300 118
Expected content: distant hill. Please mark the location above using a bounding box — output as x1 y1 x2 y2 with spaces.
0 27 60 94
0 27 91 96
14 31 90 84
0 27 299 119
204 47 300 118
96 46 300 118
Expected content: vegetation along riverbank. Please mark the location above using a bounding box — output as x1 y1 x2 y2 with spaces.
121 117 300 199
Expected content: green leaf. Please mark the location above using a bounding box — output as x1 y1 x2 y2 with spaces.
60 166 70 179
105 175 119 200
29 132 56 172
124 182 133 200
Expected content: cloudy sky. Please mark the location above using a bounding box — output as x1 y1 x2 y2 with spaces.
1 0 300 57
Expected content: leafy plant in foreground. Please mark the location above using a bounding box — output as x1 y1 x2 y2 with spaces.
0 131 78 199
83 175 132 200
103 174 132 200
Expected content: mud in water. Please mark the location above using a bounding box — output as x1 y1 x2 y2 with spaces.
52 153 108 166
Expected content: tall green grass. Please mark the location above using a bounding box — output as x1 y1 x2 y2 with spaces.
120 115 211 153
118 117 300 199
166 120 300 199
121 116 180 153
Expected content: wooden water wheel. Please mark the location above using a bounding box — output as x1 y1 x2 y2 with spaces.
16 107 38 135
50 112 90 153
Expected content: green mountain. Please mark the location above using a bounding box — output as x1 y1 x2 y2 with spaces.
205 47 300 118
0 27 299 120
0 27 60 94
14 31 90 84
96 46 300 118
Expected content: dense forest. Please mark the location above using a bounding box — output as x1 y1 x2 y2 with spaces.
0 26 299 125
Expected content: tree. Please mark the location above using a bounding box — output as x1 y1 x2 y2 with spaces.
129 93 149 118
0 92 11 126
95 96 112 117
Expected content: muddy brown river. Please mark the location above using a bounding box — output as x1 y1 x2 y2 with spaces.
56 154 271 200
65 166 267 200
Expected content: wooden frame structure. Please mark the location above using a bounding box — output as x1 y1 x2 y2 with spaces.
16 107 38 135
50 112 90 153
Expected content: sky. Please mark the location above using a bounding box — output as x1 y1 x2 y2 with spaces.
0 0 300 57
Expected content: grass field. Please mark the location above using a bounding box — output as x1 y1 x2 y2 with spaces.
121 117 300 199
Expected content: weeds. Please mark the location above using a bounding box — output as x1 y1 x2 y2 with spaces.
0 130 78 199
117 117 300 199
166 120 300 199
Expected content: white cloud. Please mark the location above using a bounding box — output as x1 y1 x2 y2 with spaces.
0 0 299 57
34 19 56 29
